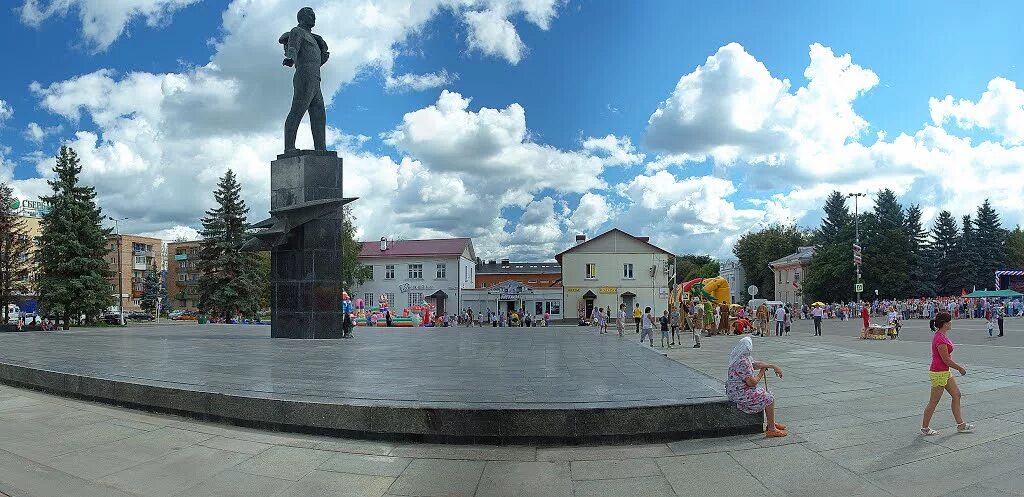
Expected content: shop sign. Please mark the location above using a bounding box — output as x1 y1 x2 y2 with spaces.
599 287 617 294
398 283 433 293
564 287 580 293
488 281 532 300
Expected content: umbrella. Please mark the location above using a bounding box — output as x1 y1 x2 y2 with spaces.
812 301 825 307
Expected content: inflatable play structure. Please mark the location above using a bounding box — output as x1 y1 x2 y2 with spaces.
349 295 432 327
672 276 735 335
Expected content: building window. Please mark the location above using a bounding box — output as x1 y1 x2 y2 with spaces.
535 302 543 314
436 263 446 279
366 266 373 280
408 291 423 308
386 293 395 308
623 263 633 279
364 293 374 307
178 274 187 282
385 265 395 279
409 264 423 279
777 271 782 283
585 263 597 279
178 261 187 269
550 302 560 314
794 272 800 283
134 256 146 265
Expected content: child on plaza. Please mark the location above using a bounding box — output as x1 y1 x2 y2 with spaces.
659 309 671 348
985 305 995 337
640 306 655 346
726 337 786 437
688 302 702 348
921 311 974 435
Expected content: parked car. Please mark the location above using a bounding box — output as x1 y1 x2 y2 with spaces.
171 311 198 321
102 313 123 325
126 311 155 321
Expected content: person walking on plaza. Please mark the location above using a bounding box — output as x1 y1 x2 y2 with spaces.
756 303 768 337
812 303 823 336
921 311 974 435
726 337 786 437
633 303 642 333
617 303 626 337
861 302 870 332
669 305 680 345
784 305 792 335
659 310 671 348
774 305 786 336
640 306 655 347
688 302 702 348
986 305 995 337
998 304 1005 337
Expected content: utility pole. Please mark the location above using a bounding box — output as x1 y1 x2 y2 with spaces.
109 217 128 325
847 193 865 304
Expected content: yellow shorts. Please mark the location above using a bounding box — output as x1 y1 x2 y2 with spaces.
929 371 950 388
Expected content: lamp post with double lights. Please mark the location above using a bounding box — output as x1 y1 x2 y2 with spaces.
846 193 865 303
108 216 128 325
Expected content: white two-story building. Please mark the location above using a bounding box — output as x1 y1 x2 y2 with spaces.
556 228 674 322
351 238 476 316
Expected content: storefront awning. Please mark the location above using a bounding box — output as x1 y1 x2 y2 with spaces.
428 290 448 300
581 290 597 299
620 291 636 297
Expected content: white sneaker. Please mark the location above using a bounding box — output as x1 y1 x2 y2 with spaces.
957 422 975 433
921 427 938 436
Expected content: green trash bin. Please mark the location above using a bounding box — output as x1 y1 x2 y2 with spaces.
198 314 208 324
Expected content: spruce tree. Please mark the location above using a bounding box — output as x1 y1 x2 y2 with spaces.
140 270 165 314
861 189 910 298
196 170 260 320
0 184 33 322
803 191 856 302
905 205 937 297
959 214 979 291
973 199 1007 289
36 146 113 328
930 211 960 295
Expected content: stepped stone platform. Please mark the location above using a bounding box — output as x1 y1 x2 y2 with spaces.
0 325 761 444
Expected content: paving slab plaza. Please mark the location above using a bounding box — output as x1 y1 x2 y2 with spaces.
1 316 1024 496
0 325 756 444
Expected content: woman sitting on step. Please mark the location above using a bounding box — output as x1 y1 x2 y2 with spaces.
726 337 787 437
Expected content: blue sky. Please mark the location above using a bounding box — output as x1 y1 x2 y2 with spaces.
2 1 1023 260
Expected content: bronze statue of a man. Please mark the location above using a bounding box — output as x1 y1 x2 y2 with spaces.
279 7 330 152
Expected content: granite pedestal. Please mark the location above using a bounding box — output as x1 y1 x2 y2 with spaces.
259 150 355 339
0 325 762 444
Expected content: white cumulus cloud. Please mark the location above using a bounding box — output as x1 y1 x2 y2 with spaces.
930 77 1024 145
19 0 200 52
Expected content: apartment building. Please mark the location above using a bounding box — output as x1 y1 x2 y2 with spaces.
107 234 164 312
167 240 202 310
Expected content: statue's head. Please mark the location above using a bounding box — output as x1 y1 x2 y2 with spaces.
298 7 315 28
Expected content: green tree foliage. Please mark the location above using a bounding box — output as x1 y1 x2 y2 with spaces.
674 254 719 283
255 251 270 311
959 214 979 291
973 199 1007 289
341 205 371 290
930 211 961 295
860 189 911 299
36 146 113 328
1008 226 1024 268
140 270 165 314
905 205 937 297
0 183 33 322
733 224 806 301
197 170 261 320
803 191 856 302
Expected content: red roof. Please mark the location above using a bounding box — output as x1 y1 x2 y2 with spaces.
359 238 472 258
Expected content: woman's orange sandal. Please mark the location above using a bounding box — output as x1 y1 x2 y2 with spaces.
773 423 786 430
765 428 788 438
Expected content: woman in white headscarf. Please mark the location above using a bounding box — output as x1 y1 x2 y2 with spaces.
726 337 787 437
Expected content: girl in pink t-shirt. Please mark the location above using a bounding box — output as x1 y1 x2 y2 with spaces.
921 311 974 435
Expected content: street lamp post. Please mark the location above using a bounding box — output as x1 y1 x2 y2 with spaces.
846 193 865 304
108 217 128 325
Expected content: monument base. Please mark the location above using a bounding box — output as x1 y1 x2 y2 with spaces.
262 150 356 339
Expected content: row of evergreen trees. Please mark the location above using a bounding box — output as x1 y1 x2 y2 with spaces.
802 189 1022 302
0 146 367 327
